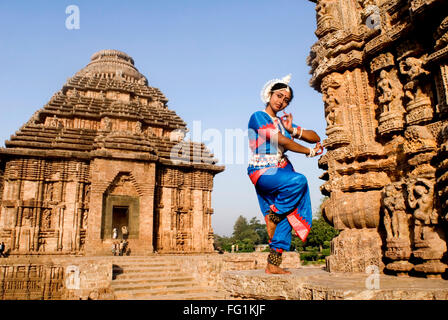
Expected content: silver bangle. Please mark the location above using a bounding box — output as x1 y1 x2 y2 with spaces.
306 147 316 158
298 127 303 139
292 127 298 137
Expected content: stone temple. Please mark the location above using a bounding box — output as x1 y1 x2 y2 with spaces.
0 49 224 257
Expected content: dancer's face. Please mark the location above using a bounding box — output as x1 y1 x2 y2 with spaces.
268 89 291 114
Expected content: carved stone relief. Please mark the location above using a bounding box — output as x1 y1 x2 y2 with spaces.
309 0 448 277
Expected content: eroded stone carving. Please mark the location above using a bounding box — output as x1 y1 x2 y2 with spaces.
399 56 434 125
321 73 350 149
407 178 447 277
375 68 405 135
309 0 448 278
315 0 341 37
437 124 448 220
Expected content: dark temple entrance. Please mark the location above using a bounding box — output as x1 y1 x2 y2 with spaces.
101 195 139 240
112 206 129 238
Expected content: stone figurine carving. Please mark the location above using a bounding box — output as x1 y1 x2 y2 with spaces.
376 69 406 135
377 70 395 112
134 121 142 134
324 88 343 127
382 182 413 275
407 178 437 242
399 56 434 125
408 178 447 277
382 183 408 242
102 117 112 131
434 16 448 50
82 211 88 229
42 209 52 229
321 73 350 150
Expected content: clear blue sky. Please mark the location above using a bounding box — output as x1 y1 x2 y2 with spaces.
0 1 324 237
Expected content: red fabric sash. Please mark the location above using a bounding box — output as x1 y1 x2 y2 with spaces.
249 167 270 185
287 209 311 242
265 206 311 243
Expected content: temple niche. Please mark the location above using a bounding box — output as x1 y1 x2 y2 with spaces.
309 0 448 278
0 50 224 256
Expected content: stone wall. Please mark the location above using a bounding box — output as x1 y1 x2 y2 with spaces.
154 168 216 253
0 158 90 255
0 256 113 300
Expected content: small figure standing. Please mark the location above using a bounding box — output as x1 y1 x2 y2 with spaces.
111 243 116 256
0 242 6 258
121 226 129 240
112 228 118 240
119 241 124 256
119 240 129 256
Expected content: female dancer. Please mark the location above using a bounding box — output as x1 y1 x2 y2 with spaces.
247 75 323 274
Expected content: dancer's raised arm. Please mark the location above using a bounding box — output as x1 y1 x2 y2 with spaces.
275 132 322 156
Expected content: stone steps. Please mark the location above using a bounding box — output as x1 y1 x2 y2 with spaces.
113 261 177 265
111 257 223 300
130 291 227 301
113 265 182 273
113 280 196 291
113 285 210 300
110 257 173 263
113 274 194 282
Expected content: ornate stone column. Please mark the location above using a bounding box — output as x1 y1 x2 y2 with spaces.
309 0 448 277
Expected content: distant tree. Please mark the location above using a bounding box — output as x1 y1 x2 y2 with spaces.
235 238 256 252
213 234 232 252
249 217 269 245
306 216 339 251
232 215 260 244
291 235 305 252
290 197 338 252
224 215 273 252
232 215 249 240
219 210 336 254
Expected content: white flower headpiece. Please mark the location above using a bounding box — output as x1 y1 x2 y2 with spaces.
260 74 292 104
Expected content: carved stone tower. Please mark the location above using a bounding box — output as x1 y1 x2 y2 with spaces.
0 50 224 256
308 0 448 278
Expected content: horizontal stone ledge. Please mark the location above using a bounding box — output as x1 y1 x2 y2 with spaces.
90 151 158 161
221 267 448 300
0 148 163 163
158 159 225 172
0 148 92 160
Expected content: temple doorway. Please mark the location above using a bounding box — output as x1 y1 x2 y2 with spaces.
112 206 129 239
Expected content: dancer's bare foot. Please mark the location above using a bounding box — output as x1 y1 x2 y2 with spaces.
265 263 291 274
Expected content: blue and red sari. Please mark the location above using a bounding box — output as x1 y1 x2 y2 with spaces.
247 110 312 252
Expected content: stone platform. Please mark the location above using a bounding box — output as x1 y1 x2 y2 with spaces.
221 266 448 300
0 253 298 300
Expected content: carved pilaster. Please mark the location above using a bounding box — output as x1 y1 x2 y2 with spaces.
310 0 448 277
